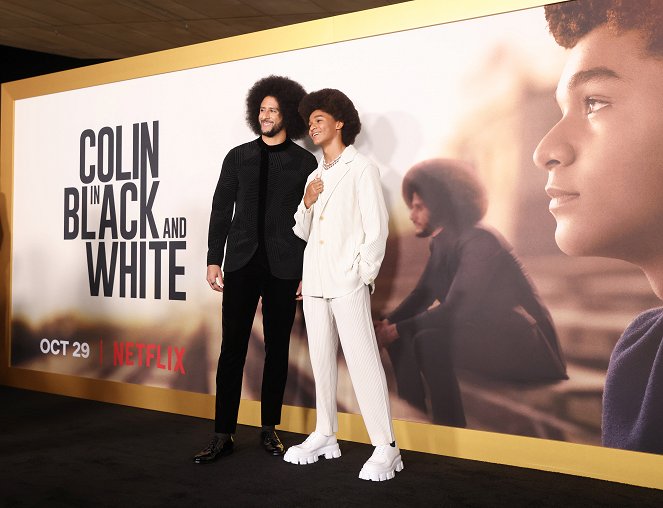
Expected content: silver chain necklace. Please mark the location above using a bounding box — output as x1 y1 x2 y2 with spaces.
323 154 342 170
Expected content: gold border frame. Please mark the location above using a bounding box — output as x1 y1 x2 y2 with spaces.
2 0 663 490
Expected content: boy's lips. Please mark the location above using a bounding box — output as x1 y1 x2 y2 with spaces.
546 186 580 210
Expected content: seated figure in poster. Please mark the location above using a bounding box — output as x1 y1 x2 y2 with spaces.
534 0 663 455
375 158 567 427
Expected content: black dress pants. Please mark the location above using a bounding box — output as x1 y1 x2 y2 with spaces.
214 255 299 433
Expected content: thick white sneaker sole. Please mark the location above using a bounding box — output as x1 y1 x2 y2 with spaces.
283 443 342 465
358 455 404 481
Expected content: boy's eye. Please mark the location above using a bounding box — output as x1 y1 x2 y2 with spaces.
585 97 609 115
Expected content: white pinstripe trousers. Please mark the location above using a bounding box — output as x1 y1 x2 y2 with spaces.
303 285 395 445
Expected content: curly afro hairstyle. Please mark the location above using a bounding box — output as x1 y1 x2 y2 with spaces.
402 159 487 233
298 88 362 146
545 0 663 55
245 75 308 140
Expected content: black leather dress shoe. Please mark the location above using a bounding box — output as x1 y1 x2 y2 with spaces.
261 429 285 456
193 435 234 464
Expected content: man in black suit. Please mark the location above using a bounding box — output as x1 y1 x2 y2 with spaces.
375 159 565 427
194 76 317 463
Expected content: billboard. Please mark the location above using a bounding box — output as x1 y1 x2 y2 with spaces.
3 0 662 489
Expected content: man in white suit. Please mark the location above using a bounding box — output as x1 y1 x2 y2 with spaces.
283 88 403 482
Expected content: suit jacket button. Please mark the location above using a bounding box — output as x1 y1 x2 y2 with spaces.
319 240 324 245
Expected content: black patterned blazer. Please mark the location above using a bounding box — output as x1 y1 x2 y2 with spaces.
207 137 317 279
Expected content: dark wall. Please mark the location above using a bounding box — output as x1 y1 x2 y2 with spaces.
1 45 111 85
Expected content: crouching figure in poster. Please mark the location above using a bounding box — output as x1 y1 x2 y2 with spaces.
375 158 567 427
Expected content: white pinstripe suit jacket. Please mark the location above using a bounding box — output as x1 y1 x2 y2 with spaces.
293 145 389 299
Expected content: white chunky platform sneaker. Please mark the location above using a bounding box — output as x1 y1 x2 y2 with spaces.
283 431 341 465
358 443 404 481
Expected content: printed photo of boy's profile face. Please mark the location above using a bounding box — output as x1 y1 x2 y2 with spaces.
533 26 663 269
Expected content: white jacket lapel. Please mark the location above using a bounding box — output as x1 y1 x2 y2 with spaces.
317 146 357 213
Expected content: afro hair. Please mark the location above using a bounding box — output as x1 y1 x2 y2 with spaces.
245 75 309 140
402 159 487 233
545 0 663 55
298 88 362 146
